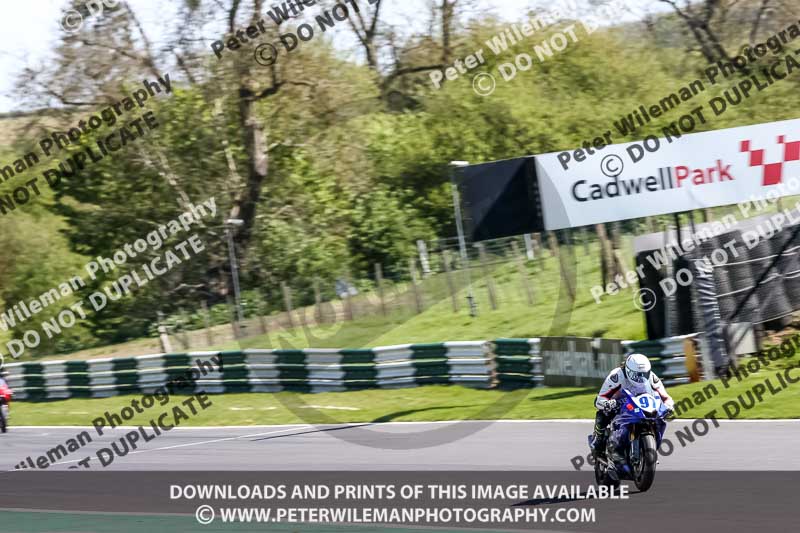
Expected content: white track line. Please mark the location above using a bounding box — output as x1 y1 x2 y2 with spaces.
51 425 314 466
13 423 312 430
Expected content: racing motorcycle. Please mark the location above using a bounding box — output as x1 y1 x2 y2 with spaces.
588 386 669 492
0 380 11 433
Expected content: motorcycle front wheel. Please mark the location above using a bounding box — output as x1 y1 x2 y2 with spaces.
0 404 6 433
594 459 603 485
594 457 619 488
633 433 657 491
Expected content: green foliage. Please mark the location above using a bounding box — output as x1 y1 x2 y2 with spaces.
151 289 268 335
0 164 92 353
2 6 800 357
347 186 437 279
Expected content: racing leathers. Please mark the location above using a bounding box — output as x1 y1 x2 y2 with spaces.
0 376 11 423
591 367 674 460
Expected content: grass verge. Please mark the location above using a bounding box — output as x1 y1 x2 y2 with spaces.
25 241 646 363
11 354 800 426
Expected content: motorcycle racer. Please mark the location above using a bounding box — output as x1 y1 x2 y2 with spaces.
590 353 674 459
0 370 11 432
0 371 11 399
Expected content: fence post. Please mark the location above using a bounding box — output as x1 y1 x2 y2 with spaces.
554 231 576 302
349 270 358 320
477 243 498 310
281 281 295 329
610 223 626 282
178 309 191 349
409 258 424 313
374 263 387 316
442 250 459 312
611 221 622 250
532 233 543 255
511 240 534 305
581 226 590 256
201 300 214 346
258 300 268 334
157 311 173 353
343 271 354 321
523 233 535 261
532 232 544 271
596 222 616 286
227 295 241 339
313 277 324 324
417 240 431 277
548 231 559 258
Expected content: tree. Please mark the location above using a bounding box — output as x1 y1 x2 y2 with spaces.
658 0 797 62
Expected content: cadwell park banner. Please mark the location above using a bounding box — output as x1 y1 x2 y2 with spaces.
535 118 800 230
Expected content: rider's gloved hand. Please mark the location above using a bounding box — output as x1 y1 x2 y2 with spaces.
602 399 618 415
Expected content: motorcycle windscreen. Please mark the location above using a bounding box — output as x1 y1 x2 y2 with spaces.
626 380 654 397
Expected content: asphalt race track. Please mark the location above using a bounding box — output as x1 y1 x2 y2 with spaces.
1 419 798 471
0 421 798 532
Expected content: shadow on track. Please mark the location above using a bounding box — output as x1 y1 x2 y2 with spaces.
529 388 596 402
370 405 480 423
248 406 481 441
249 423 373 441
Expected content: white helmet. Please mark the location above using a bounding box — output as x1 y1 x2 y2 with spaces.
624 353 651 384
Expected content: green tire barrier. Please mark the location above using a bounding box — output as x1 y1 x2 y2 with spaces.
492 338 543 389
3 337 699 400
4 342 494 400
624 334 696 386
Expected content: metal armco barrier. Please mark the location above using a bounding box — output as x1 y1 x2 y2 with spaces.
4 336 703 400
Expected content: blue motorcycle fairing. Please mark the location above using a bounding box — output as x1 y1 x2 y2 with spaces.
606 387 669 469
610 387 669 443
